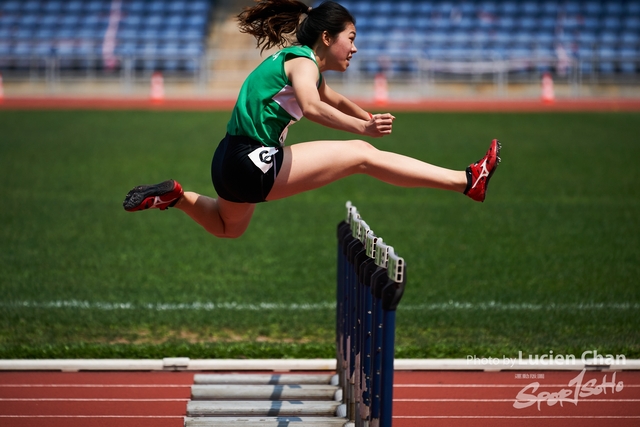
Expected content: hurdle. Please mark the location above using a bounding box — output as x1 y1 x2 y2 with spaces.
337 201 406 427
183 202 405 426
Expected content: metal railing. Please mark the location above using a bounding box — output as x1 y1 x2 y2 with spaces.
1 49 639 96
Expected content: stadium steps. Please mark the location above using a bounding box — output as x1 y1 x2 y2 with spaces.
184 373 350 426
205 0 279 95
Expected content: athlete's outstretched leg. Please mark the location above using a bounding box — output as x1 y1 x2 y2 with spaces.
267 139 467 201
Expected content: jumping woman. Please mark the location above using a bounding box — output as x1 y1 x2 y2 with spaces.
123 0 501 238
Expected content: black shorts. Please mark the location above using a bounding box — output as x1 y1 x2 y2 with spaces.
211 133 284 203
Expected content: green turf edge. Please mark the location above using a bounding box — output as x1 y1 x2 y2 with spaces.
2 343 638 360
0 343 335 359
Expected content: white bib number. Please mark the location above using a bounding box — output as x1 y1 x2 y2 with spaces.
248 146 279 174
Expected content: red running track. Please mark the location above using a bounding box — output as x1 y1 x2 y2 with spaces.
1 97 640 112
1 369 639 427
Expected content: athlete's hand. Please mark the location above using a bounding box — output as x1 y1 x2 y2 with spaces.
364 113 395 137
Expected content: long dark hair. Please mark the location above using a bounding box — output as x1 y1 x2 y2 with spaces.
238 0 355 53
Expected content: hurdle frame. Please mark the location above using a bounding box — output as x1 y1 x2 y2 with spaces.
337 201 406 427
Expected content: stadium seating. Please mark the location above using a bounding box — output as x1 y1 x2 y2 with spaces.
325 0 640 78
1 0 638 82
0 0 213 74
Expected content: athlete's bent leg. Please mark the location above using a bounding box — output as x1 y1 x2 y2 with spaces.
174 192 255 239
267 139 467 201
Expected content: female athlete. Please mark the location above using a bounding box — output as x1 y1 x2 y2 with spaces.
123 0 501 238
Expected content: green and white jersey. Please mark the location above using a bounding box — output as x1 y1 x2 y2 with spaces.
226 45 322 148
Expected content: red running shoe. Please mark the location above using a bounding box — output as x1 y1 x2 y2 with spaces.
464 139 501 202
123 180 183 211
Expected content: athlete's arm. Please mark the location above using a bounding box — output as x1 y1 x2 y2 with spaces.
319 80 370 120
286 57 393 137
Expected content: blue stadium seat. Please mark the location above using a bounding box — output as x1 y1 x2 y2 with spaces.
168 1 188 14
34 28 55 41
539 16 557 30
55 27 76 40
469 30 491 45
166 15 185 28
604 2 624 16
583 1 603 16
85 1 109 13
187 0 210 13
521 1 539 16
499 2 519 16
478 1 498 15
396 1 415 16
391 15 412 29
576 31 597 46
563 2 581 15
541 1 559 16
117 28 138 41
22 1 41 13
0 39 11 53
425 29 449 45
43 1 64 13
15 28 34 40
0 1 21 13
33 41 54 56
435 1 455 16
627 2 640 15
145 15 164 28
450 31 472 45
620 31 639 46
139 28 161 41
123 1 146 13
416 2 434 15
597 45 616 73
623 16 640 30
602 16 622 31
582 16 600 31
413 16 431 31
63 1 84 13
497 15 516 31
148 1 167 14
13 41 33 58
186 14 208 29
158 28 182 41
619 46 638 74
598 31 619 46
60 14 81 28
519 16 537 30
459 1 477 15
0 27 12 39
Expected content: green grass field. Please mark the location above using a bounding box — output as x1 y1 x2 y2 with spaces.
1 110 638 360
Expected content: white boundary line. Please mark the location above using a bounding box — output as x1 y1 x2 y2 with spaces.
1 358 639 372
394 416 640 419
0 415 184 419
0 398 189 402
3 300 639 311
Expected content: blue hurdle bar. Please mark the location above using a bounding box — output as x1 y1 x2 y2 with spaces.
337 202 406 427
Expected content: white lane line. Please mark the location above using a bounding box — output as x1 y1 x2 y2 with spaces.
393 383 640 389
3 300 639 312
394 415 640 419
0 398 189 402
0 384 190 388
395 384 640 388
394 398 640 402
0 415 184 419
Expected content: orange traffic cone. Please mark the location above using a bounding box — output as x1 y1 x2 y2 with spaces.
150 71 164 102
374 72 388 106
541 72 555 104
